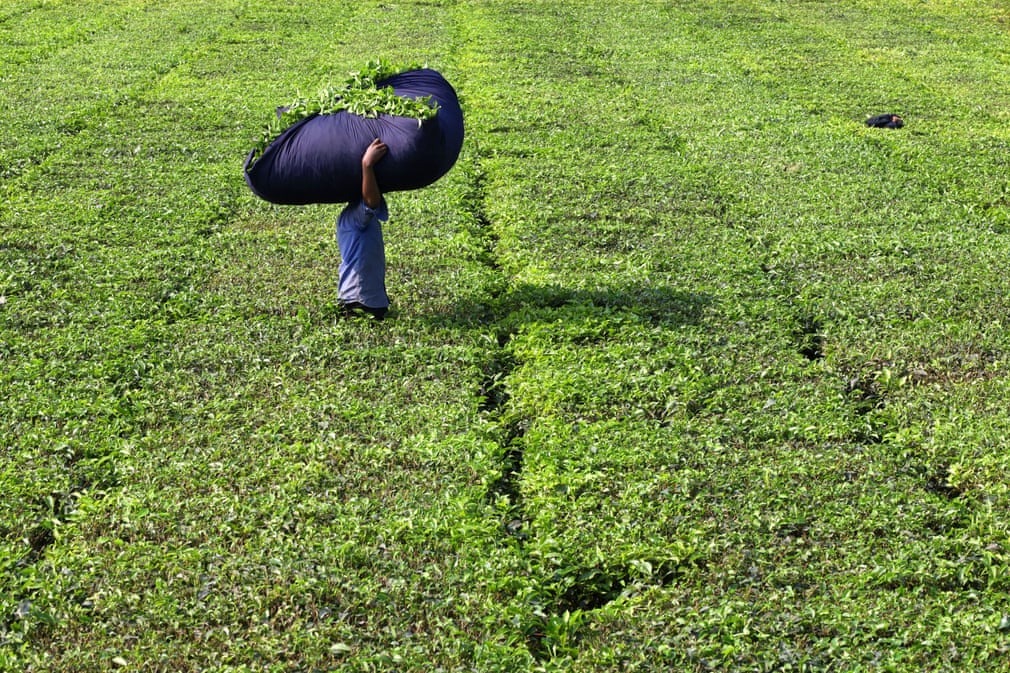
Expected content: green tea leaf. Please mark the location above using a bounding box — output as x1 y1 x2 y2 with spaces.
247 60 439 165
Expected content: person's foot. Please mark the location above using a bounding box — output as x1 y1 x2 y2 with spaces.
339 301 387 320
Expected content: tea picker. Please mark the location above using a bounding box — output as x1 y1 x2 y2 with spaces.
243 66 465 319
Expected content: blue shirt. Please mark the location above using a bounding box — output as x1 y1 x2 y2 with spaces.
337 198 389 309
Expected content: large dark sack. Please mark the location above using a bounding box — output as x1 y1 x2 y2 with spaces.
244 69 464 205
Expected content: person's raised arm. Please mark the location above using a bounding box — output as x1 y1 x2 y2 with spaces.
361 138 388 208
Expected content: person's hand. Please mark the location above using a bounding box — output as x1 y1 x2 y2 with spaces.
362 138 388 168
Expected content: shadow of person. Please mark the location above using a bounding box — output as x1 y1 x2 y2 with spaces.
430 281 714 330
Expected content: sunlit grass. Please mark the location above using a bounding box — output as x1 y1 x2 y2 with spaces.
4 1 1010 670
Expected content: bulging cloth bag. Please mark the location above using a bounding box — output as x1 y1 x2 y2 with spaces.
244 69 464 205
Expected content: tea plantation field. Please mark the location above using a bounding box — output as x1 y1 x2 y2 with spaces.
4 1 1010 670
